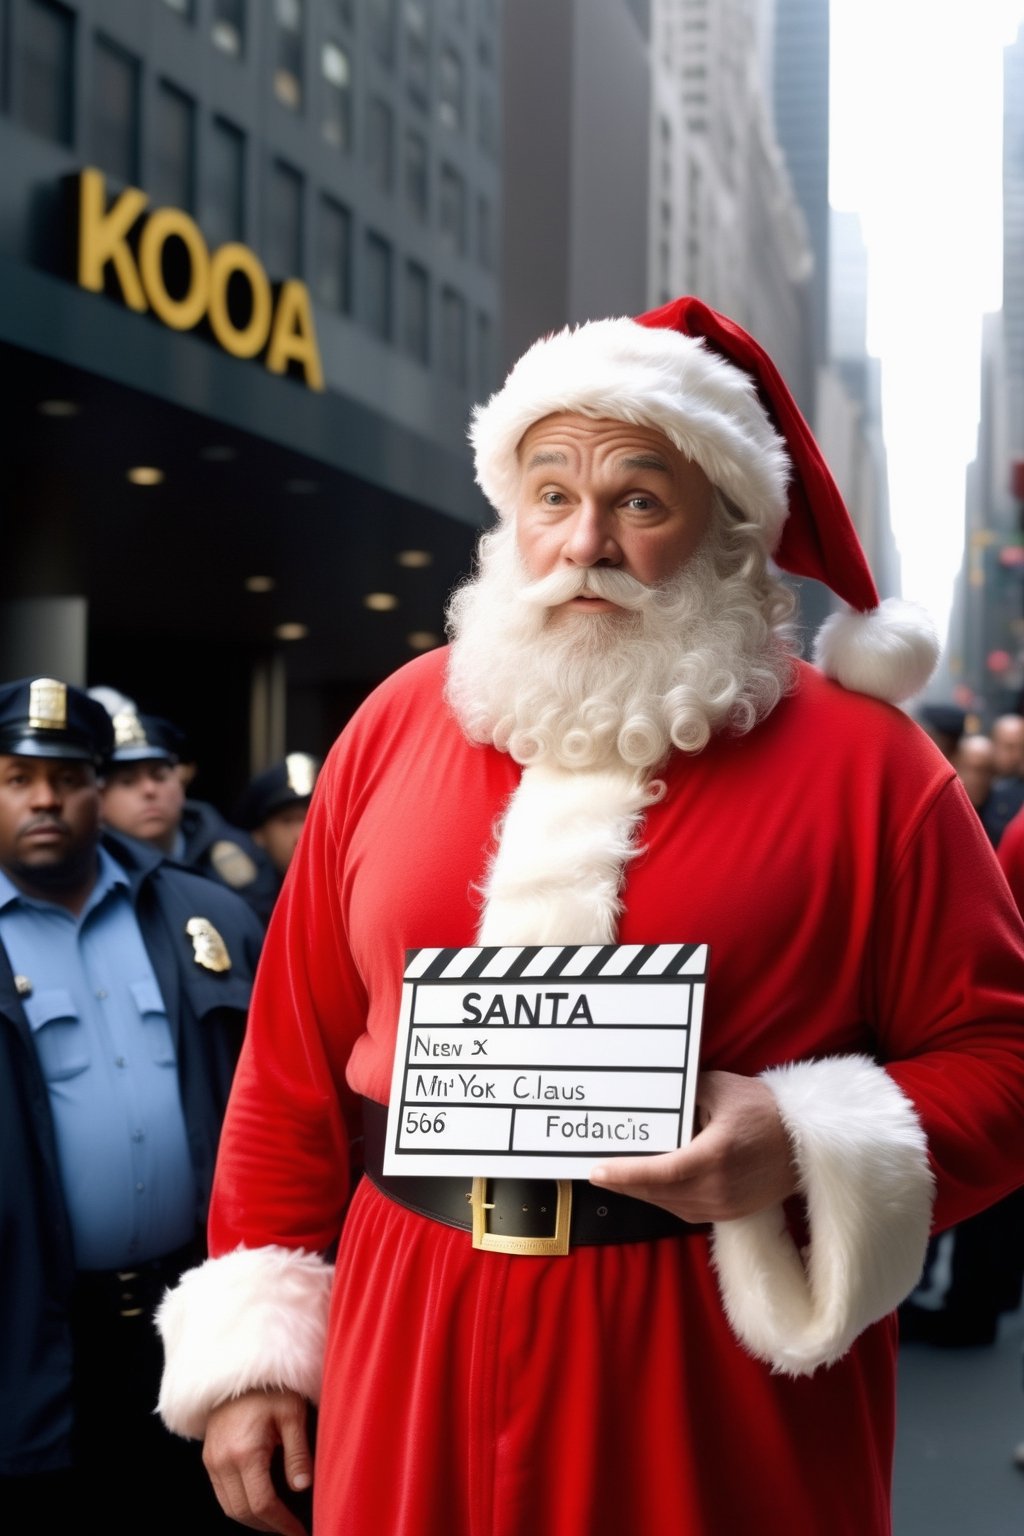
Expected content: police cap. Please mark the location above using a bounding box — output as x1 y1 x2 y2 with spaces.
917 703 967 742
0 677 114 763
233 753 320 830
107 705 185 765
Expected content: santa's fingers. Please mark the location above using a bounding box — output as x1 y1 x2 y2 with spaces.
206 1457 309 1536
590 1073 797 1221
203 1390 311 1536
588 1146 717 1224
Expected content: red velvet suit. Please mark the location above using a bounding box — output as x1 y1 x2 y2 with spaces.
998 806 1024 917
205 650 1024 1535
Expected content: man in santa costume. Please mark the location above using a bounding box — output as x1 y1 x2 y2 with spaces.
157 298 1024 1536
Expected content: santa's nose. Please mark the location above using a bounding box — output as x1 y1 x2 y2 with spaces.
562 503 621 567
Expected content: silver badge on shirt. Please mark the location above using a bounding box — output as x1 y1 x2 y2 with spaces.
185 917 231 973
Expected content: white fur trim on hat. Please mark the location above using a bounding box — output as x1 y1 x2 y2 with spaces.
710 1055 934 1377
470 317 791 547
156 1245 333 1438
475 761 656 946
813 598 940 705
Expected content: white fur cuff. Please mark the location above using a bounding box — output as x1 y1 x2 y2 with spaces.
711 1055 934 1376
156 1245 334 1438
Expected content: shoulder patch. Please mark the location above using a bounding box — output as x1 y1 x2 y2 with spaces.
208 839 259 888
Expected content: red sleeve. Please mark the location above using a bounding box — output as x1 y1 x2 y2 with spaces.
877 776 1024 1231
208 730 367 1257
997 808 1024 918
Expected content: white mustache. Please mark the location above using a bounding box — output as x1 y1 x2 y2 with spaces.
519 566 656 612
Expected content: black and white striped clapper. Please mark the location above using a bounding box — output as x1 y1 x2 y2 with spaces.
403 942 708 983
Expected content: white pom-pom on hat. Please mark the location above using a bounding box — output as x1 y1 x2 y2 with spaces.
814 600 940 706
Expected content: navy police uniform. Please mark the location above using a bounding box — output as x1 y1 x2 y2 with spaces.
0 680 262 1530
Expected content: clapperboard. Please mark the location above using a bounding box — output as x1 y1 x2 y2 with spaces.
383 942 708 1179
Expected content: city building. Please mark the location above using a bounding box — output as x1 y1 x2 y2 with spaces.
767 0 829 374
501 0 652 365
824 208 899 602
948 24 1024 716
0 0 501 801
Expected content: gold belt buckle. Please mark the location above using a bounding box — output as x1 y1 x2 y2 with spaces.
470 1177 573 1257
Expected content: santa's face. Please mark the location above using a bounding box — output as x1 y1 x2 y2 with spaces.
514 414 714 620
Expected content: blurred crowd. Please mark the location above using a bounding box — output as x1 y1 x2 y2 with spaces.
903 701 1024 1361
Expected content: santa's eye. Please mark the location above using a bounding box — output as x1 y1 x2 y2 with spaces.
626 495 654 510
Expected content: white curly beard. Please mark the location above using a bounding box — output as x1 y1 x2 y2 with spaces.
445 508 795 772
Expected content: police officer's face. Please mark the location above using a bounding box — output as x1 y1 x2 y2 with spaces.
100 759 185 853
0 755 100 893
252 801 309 876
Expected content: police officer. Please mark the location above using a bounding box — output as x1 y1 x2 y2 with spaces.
0 678 263 1530
232 753 321 884
96 699 278 926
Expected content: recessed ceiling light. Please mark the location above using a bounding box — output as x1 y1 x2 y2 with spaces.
396 549 433 569
284 477 319 495
364 592 399 612
37 399 80 418
127 466 165 486
245 575 275 593
274 622 309 641
407 631 441 651
201 444 237 462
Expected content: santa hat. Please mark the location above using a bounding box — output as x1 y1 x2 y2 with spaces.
470 295 938 705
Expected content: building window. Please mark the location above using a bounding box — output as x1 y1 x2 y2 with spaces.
91 35 139 186
437 46 463 132
274 0 304 111
477 89 497 158
439 164 465 255
266 160 303 277
477 0 497 67
315 196 351 313
16 0 75 147
441 287 466 385
475 309 492 394
212 0 245 57
403 261 430 364
321 41 352 149
152 81 196 212
404 129 428 221
204 117 246 245
364 232 393 341
366 97 394 193
476 194 493 271
368 0 396 65
404 0 429 111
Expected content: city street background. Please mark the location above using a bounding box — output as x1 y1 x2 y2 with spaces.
895 1307 1024 1534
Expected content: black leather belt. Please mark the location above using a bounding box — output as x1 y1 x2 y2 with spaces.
74 1237 205 1320
362 1098 705 1255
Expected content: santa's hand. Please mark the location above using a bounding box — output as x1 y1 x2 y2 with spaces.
589 1069 798 1223
203 1388 312 1536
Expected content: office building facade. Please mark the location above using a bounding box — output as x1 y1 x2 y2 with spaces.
0 0 501 799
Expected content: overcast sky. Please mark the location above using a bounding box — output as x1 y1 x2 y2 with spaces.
828 0 1023 647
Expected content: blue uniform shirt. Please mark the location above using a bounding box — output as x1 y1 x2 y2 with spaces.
0 849 197 1269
